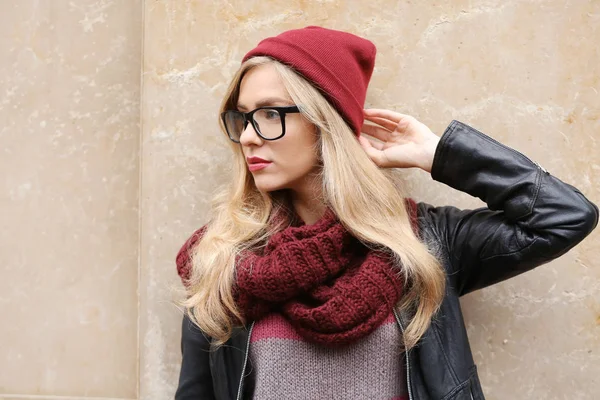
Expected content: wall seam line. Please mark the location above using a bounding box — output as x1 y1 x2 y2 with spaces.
0 396 136 400
136 0 146 399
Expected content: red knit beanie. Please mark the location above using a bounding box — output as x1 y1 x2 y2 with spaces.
242 26 376 136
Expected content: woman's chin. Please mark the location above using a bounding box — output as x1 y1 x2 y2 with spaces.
253 178 285 193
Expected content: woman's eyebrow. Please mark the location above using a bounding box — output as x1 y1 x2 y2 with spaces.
237 97 293 110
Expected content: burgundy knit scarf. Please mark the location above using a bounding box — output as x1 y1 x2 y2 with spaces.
233 199 418 347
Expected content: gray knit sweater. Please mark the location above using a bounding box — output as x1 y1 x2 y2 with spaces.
248 311 409 399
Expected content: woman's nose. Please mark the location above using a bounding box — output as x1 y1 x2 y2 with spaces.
239 121 263 146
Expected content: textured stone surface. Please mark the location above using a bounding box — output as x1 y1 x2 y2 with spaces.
0 1 141 398
142 1 599 399
1 0 598 399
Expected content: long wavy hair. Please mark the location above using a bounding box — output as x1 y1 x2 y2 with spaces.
179 56 446 350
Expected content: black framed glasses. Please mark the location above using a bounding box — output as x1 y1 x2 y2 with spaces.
221 105 300 143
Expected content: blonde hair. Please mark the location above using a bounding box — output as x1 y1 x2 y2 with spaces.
179 56 446 350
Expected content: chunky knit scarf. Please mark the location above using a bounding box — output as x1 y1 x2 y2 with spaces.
234 199 418 347
176 199 418 348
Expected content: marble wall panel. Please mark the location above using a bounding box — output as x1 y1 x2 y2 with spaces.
143 1 599 398
0 1 141 398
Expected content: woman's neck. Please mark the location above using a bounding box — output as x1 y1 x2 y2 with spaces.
289 189 326 226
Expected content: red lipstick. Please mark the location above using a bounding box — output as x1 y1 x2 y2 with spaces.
247 156 272 172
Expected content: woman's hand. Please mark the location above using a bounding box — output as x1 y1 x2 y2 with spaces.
358 109 440 172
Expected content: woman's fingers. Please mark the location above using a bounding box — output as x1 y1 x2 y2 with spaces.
364 108 412 123
359 134 385 150
361 123 391 143
362 123 411 147
358 136 387 166
363 115 397 132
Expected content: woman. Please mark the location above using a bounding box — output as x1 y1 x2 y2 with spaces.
174 26 598 400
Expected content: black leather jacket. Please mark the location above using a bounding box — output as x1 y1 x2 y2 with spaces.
175 120 598 400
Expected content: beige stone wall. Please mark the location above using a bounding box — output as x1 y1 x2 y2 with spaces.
0 0 141 398
1 1 598 399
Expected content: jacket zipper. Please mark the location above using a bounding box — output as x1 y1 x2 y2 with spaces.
392 309 476 400
236 321 255 400
465 124 547 174
393 308 413 400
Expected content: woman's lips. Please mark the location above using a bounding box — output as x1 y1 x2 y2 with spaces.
248 162 271 172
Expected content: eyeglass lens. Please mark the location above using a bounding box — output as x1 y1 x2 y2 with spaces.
225 109 283 141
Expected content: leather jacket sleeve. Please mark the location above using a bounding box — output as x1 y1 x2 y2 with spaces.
175 314 216 400
418 120 599 296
